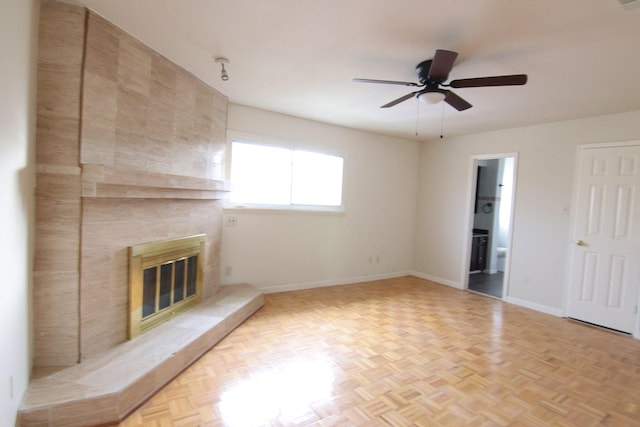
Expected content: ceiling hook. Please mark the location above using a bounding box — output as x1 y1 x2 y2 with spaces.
214 57 230 81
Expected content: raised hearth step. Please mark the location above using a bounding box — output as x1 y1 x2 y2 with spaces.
18 284 264 427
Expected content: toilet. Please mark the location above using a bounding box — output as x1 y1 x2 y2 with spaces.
496 246 507 272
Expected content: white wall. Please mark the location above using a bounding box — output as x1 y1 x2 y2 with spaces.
0 0 38 424
413 110 640 313
221 104 420 292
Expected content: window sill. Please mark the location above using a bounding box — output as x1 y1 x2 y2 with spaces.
223 204 345 216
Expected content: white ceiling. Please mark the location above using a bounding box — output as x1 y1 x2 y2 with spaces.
65 0 640 140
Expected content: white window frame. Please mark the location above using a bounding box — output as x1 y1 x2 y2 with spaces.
225 132 346 214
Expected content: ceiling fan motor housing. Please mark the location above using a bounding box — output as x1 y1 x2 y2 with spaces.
416 59 445 86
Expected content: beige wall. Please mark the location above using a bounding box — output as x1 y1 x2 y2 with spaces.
221 104 420 292
34 2 228 366
413 110 640 314
0 0 38 424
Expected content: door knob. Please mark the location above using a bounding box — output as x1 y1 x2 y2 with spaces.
575 240 586 246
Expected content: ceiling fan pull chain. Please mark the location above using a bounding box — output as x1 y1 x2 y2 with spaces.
415 99 421 137
440 102 445 139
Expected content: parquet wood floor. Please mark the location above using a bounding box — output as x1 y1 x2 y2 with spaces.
118 276 640 426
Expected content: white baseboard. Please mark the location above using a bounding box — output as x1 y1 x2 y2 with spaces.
505 296 564 317
254 272 565 320
410 272 565 318
259 271 412 294
409 271 462 289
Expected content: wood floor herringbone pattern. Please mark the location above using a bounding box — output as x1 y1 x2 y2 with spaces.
119 276 640 426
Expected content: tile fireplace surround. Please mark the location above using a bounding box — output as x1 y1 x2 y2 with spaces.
23 2 265 425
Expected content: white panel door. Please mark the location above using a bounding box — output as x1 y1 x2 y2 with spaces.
567 144 640 333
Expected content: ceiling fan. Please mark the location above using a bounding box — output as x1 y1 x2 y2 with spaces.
353 49 527 111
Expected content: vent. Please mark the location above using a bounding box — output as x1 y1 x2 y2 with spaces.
618 0 640 10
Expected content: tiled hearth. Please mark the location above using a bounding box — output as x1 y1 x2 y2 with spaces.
19 284 264 427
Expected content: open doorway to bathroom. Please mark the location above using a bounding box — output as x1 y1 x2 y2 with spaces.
466 154 516 299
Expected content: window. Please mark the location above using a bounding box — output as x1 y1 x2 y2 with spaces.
230 141 344 210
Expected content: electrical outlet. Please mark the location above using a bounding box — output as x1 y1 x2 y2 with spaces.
225 266 232 277
225 216 238 227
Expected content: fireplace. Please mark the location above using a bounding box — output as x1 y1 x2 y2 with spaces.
23 4 268 422
33 0 229 366
128 234 206 338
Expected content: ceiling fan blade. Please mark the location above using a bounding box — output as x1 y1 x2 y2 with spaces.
444 91 472 111
381 91 418 108
353 78 421 87
428 49 458 81
449 74 528 88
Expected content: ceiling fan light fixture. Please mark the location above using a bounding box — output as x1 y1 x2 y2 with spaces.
418 91 446 104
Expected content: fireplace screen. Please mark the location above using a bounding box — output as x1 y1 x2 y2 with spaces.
129 234 205 338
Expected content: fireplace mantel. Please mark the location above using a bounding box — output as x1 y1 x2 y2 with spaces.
81 164 230 200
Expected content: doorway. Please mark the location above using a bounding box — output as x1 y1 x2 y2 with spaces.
465 154 517 299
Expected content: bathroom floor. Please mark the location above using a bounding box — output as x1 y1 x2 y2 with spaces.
468 271 504 298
